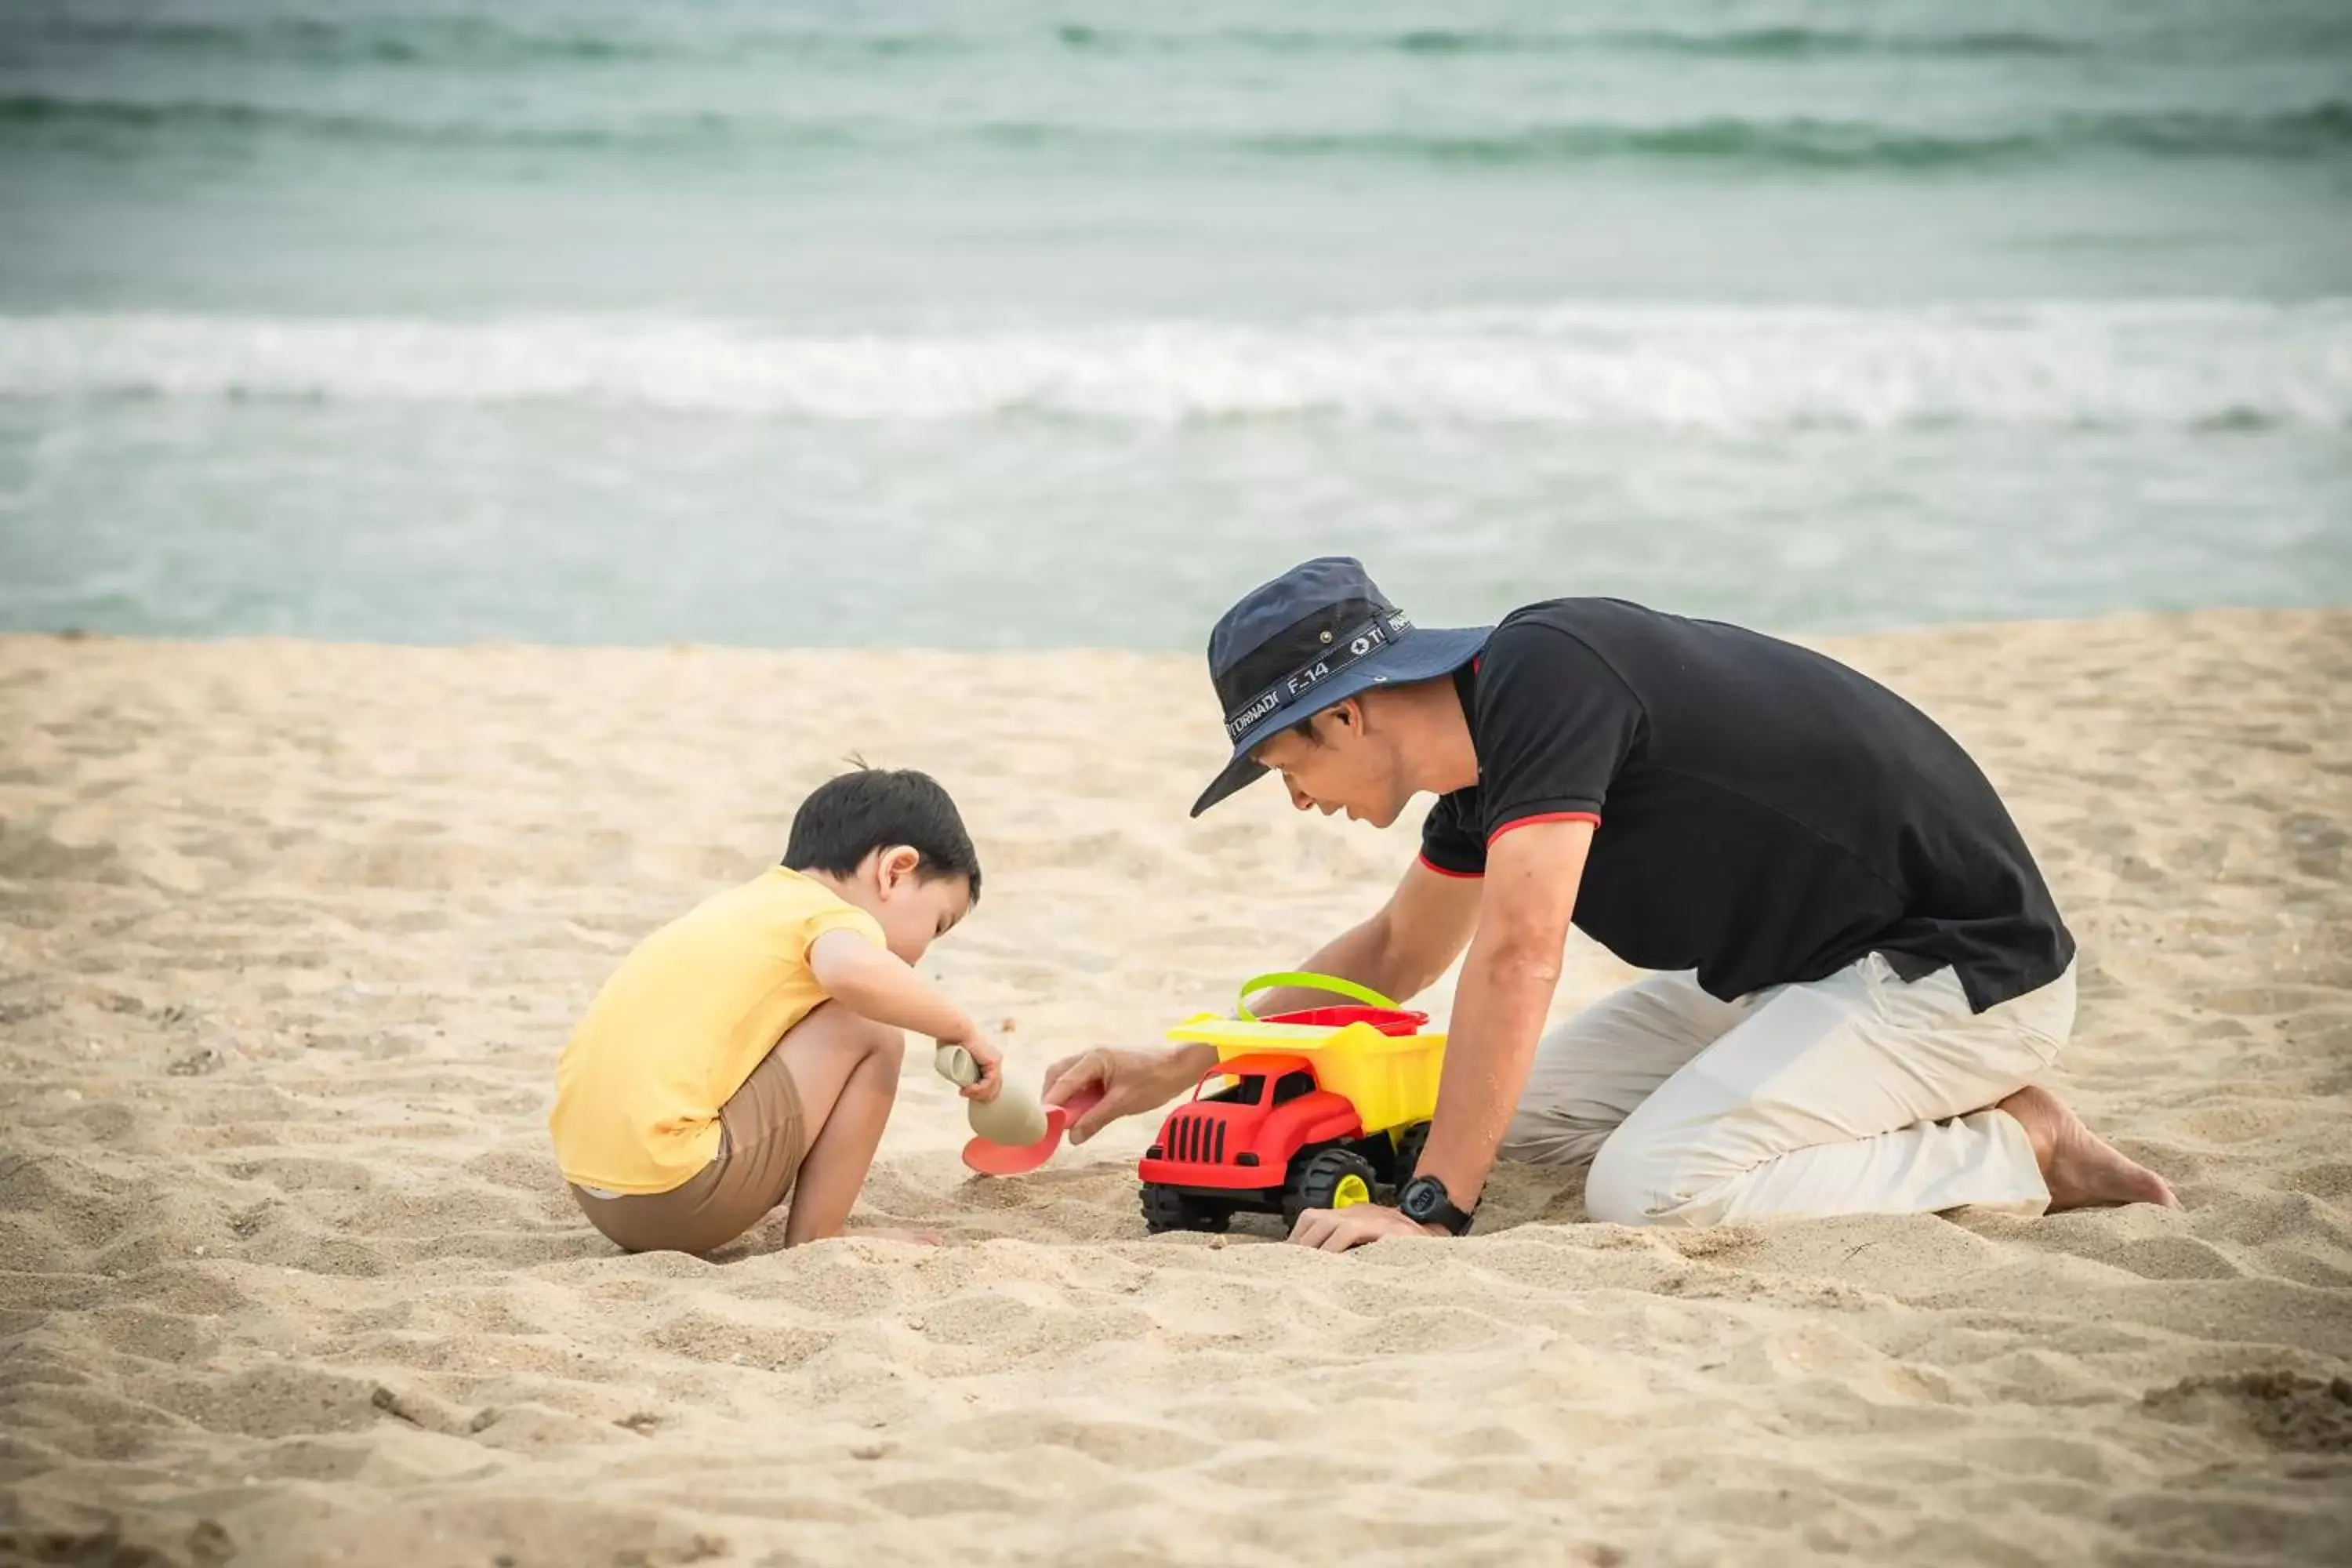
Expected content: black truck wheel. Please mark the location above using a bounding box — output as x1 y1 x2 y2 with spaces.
1281 1147 1381 1229
1391 1121 1430 1187
1140 1184 1232 1235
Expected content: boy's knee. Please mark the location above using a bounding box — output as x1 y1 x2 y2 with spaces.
799 1001 904 1062
864 1021 907 1069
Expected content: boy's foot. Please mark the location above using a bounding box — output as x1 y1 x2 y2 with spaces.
1998 1085 2180 1212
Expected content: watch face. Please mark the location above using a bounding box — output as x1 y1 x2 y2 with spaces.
1402 1180 1440 1219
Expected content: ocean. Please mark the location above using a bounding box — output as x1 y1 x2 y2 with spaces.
2 0 2347 648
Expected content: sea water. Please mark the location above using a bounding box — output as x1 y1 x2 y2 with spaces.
1 0 2347 646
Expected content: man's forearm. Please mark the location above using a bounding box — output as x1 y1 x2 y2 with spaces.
1412 940 1559 1207
1169 1041 1220 1080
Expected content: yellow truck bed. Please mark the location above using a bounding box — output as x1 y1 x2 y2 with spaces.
1164 1014 1446 1135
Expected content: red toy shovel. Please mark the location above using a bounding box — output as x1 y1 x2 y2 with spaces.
960 1086 1104 1176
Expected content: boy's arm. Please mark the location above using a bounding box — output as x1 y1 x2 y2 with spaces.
806 928 1004 1099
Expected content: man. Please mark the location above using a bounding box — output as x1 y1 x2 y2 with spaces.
1044 557 2176 1251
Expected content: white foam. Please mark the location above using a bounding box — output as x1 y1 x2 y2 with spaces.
0 301 2343 429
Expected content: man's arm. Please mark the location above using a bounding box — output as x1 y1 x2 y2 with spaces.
1250 857 1483 1014
1290 818 1591 1250
1412 818 1592 1207
1044 858 1483 1141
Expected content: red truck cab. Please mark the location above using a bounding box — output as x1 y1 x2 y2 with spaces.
1138 1050 1426 1234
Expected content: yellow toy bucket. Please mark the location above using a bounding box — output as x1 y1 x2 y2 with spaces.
1164 973 1446 1136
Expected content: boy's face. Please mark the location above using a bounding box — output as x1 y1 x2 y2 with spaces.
865 848 975 964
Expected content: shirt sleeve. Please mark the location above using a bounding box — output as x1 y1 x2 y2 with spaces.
1473 619 1646 845
799 901 886 961
1417 789 1488 879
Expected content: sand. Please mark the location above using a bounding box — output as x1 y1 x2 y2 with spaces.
2 610 2348 1567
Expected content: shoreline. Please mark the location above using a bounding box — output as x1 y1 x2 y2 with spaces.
5 600 2346 655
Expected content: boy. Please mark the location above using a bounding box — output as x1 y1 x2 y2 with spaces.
551 768 1004 1254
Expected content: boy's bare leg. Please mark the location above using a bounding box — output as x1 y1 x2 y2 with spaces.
769 1001 909 1245
1998 1084 2180 1211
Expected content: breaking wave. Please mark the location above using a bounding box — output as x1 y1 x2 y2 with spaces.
2 302 2345 430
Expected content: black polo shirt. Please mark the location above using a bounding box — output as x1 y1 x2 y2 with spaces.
1421 599 2074 1012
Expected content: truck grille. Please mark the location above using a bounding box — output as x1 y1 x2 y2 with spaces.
1166 1113 1227 1164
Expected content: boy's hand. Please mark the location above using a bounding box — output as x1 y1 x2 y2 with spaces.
938 1025 1006 1102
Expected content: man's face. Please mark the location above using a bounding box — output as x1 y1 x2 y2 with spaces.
1249 700 1410 829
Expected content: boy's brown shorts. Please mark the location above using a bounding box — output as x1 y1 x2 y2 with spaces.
569 1046 808 1255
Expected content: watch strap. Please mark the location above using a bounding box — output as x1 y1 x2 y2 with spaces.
1399 1174 1475 1236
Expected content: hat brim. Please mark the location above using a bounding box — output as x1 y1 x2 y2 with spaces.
1189 624 1491 818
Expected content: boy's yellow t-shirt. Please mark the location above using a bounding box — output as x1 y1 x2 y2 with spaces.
550 866 886 1194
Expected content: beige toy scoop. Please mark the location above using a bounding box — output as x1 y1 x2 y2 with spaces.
934 1043 1049 1147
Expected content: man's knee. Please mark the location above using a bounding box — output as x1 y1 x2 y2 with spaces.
1582 1133 1662 1226
1584 1127 1722 1229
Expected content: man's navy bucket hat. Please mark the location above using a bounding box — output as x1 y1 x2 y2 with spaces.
1190 557 1490 818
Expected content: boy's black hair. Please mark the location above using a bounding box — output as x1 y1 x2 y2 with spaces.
782 768 982 903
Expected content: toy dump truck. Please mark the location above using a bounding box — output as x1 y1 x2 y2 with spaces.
1138 973 1446 1234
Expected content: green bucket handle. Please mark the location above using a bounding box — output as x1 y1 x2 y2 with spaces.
1235 971 1404 1022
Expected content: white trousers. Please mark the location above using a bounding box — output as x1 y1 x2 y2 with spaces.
1502 953 2075 1227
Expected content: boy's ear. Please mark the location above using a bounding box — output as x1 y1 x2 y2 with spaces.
877 844 922 891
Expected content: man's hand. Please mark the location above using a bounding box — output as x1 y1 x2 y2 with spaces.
1288 1203 1443 1253
1040 1044 1211 1144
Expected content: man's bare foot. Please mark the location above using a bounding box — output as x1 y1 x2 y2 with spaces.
1998 1085 2180 1213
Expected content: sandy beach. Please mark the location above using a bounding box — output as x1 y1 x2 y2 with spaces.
2 609 2348 1566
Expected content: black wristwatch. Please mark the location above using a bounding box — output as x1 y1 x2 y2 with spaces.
1397 1174 1475 1236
